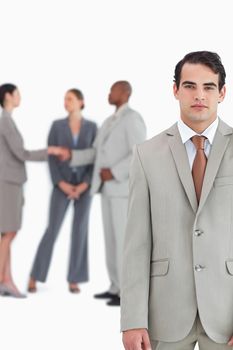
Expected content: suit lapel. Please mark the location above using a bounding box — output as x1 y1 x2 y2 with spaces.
64 117 87 149
167 124 198 213
197 119 233 214
76 118 87 149
64 118 74 148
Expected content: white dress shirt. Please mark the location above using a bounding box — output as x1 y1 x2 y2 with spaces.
177 118 219 169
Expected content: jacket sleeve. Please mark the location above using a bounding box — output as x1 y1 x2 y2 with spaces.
120 145 151 331
111 114 146 182
82 123 98 184
70 144 97 166
47 122 64 185
3 116 47 161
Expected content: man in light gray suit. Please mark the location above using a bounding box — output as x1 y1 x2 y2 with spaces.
59 81 146 306
121 52 233 349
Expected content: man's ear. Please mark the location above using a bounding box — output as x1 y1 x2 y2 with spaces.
173 83 179 100
218 85 226 103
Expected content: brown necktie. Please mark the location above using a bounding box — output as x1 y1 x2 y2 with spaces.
191 135 207 203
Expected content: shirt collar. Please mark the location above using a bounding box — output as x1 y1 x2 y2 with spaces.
177 117 219 145
115 103 129 117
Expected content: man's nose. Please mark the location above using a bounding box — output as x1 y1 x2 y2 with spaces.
194 88 205 101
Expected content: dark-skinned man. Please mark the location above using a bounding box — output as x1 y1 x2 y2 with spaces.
56 81 146 306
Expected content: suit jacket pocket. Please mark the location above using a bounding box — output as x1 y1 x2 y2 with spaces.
150 259 169 277
226 260 233 275
214 176 233 187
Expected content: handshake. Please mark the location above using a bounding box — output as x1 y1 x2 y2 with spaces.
47 146 71 161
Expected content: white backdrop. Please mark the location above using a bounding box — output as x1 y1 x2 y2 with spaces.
1 1 233 349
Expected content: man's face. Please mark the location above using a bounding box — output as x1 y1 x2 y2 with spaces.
173 63 226 126
108 83 123 105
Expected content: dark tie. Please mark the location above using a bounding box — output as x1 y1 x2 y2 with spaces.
191 135 207 203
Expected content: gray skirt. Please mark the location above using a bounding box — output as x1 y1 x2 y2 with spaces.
0 181 24 233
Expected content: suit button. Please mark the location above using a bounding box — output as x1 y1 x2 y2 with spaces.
194 229 204 236
195 264 205 272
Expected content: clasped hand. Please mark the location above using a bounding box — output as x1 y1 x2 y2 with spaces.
58 181 88 199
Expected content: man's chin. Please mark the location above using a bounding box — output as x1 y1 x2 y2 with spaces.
188 114 210 123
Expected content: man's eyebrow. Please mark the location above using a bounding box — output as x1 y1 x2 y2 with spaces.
181 81 218 88
182 81 196 85
203 82 218 87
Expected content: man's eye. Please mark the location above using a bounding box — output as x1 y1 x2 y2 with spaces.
184 85 195 89
205 86 215 90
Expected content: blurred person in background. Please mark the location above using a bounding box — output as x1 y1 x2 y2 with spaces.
28 88 97 294
53 81 146 306
0 83 58 298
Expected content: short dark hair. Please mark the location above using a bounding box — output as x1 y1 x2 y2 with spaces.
67 88 85 109
174 51 226 91
114 81 132 97
0 83 17 107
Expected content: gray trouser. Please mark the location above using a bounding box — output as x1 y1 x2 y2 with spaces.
101 195 128 295
151 313 233 350
31 186 91 283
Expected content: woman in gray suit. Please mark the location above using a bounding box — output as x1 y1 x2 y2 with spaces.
28 88 97 294
0 83 57 298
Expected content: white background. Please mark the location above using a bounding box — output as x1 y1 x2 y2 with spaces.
1 1 233 349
